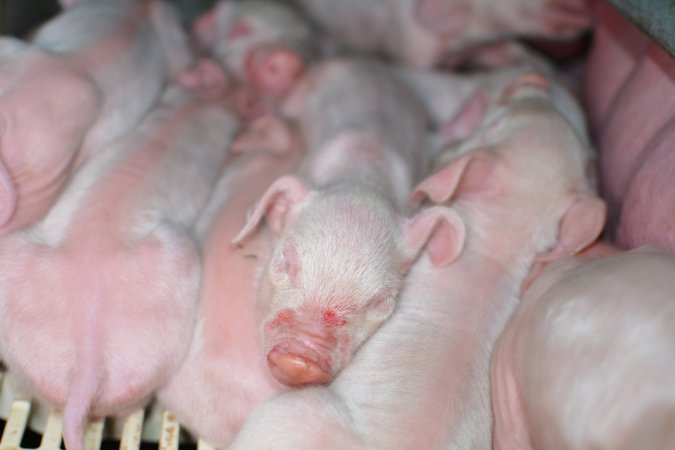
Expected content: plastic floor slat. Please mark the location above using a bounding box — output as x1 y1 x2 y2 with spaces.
0 373 209 450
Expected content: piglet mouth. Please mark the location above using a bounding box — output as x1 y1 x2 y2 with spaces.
267 338 334 387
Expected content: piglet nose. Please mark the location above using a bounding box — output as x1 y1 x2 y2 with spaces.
268 347 332 387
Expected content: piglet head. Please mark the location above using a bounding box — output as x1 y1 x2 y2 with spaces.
234 176 465 386
196 1 312 103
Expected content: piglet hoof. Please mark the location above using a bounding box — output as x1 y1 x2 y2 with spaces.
268 347 332 387
176 59 229 100
246 45 304 100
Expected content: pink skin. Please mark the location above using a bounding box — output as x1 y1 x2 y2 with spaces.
414 0 591 47
616 117 675 252
289 0 445 68
492 247 675 450
0 86 239 450
288 0 589 68
597 43 675 236
395 62 550 134
227 70 604 450
584 1 675 251
0 0 198 235
156 115 305 448
583 0 650 135
245 44 305 101
233 59 462 387
193 1 312 109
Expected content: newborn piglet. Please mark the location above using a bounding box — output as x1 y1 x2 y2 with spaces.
0 82 239 450
233 58 454 387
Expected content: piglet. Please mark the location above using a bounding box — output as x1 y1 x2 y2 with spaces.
492 246 675 450
288 0 589 68
193 0 314 113
0 84 239 450
157 115 305 448
232 58 457 388
0 0 199 235
228 69 605 449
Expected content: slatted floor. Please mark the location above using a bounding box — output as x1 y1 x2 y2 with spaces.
0 373 216 450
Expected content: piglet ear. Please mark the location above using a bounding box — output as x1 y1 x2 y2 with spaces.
415 0 470 35
438 89 490 143
411 150 498 206
402 206 466 271
537 194 607 263
232 175 310 246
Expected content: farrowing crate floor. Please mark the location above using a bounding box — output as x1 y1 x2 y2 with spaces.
0 372 216 450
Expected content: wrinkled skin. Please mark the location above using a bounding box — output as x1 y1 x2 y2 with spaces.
492 247 675 450
157 116 306 449
0 85 239 450
227 70 605 450
584 0 675 251
232 59 460 387
0 0 196 235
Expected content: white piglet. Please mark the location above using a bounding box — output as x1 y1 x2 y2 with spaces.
0 84 239 450
232 58 455 387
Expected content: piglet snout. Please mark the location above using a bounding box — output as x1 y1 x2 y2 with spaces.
246 45 304 100
268 345 332 387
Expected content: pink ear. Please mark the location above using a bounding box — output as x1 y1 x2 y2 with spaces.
538 195 607 263
231 175 310 246
402 206 466 270
439 89 490 142
411 151 498 206
415 0 470 35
